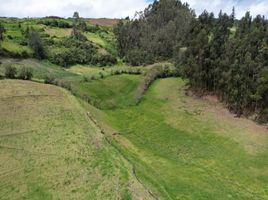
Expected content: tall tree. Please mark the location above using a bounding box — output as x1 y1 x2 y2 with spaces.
114 0 194 65
28 29 45 59
0 23 6 41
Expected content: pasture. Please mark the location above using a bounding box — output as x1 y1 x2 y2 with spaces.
0 80 152 200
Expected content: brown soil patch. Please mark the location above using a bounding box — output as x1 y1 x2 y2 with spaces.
204 102 268 134
185 89 267 133
203 95 219 104
88 18 119 26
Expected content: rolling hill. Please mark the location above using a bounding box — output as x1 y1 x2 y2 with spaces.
0 79 153 200
0 12 267 200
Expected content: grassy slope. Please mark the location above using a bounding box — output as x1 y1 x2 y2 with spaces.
44 27 72 38
97 78 268 200
0 58 76 80
1 57 267 199
71 74 143 109
0 80 153 200
84 32 106 47
1 41 32 54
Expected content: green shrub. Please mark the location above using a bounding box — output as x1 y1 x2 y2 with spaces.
114 70 121 75
44 73 56 84
56 79 72 90
83 76 91 82
125 49 154 66
18 67 33 80
92 54 117 66
48 38 96 67
28 29 45 59
99 72 104 79
4 64 17 79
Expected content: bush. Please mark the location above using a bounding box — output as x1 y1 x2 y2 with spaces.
4 64 17 79
21 51 30 58
28 29 45 59
114 70 121 75
48 38 96 67
92 54 117 66
44 74 56 84
18 67 33 80
99 72 104 79
56 79 72 90
83 76 91 82
125 49 154 66
91 75 97 80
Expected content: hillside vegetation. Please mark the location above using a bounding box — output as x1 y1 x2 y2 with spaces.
0 15 117 67
0 60 268 199
0 80 153 200
0 0 268 199
114 0 268 122
94 77 268 199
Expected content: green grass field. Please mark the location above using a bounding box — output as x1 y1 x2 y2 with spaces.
0 80 153 200
44 27 72 38
0 57 267 199
71 74 143 109
84 32 106 47
94 78 268 200
1 41 32 54
0 58 76 80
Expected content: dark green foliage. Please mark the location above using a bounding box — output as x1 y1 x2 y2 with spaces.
125 49 153 66
86 25 101 33
0 23 5 41
72 11 87 40
4 64 17 78
18 67 33 80
179 10 268 122
39 19 72 28
49 37 96 67
28 29 45 59
71 28 87 41
114 0 194 65
99 72 104 79
92 54 117 66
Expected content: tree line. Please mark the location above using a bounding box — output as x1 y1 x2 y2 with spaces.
181 10 268 122
114 0 268 122
114 0 194 65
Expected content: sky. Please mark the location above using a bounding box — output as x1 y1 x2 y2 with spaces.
0 0 267 19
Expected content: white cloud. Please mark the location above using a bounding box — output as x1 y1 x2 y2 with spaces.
0 0 150 18
182 0 268 18
0 0 267 19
